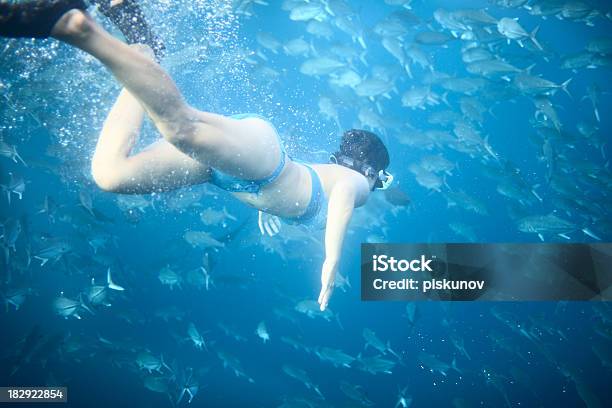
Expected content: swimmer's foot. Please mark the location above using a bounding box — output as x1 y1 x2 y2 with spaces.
93 0 166 60
0 0 87 39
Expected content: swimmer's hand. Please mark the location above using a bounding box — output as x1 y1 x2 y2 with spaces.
258 211 281 237
318 258 337 311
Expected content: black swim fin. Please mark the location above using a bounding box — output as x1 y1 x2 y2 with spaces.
91 0 165 60
0 0 86 38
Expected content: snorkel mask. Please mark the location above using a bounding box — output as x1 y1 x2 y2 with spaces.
330 153 394 190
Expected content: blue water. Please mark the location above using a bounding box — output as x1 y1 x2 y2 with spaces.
1 0 611 407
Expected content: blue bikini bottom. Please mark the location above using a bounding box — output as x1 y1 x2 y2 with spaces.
208 113 286 194
208 113 326 228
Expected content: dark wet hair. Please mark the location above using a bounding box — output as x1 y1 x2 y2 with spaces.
332 130 390 188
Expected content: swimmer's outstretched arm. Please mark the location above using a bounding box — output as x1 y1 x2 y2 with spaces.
318 175 371 310
318 183 357 311
92 87 209 194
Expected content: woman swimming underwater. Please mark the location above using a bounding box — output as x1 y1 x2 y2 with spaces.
0 0 393 311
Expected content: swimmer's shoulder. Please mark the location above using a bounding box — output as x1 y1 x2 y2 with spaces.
310 163 370 205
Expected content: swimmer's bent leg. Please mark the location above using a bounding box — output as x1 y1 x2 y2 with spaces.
52 11 229 162
90 0 165 60
92 88 209 194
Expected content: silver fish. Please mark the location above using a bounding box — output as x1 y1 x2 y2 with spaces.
466 59 525 78
86 268 125 307
381 37 411 77
461 46 493 64
217 351 255 383
282 365 324 398
334 14 366 49
79 189 95 217
357 107 386 134
1 172 26 204
340 381 374 406
439 77 488 95
534 96 562 133
289 3 326 22
0 140 26 165
53 293 93 319
561 52 596 71
443 189 488 215
299 57 345 76
199 207 237 227
306 20 333 40
34 241 72 266
373 15 411 38
414 31 455 46
2 287 32 312
434 8 468 35
183 231 225 249
409 164 443 192
158 265 182 290
255 321 270 343
318 96 341 130
401 86 442 110
355 78 395 98
497 17 542 50
356 353 397 375
136 352 171 373
187 322 208 351
256 32 282 54
406 44 433 71
420 154 455 175
396 386 413 408
283 37 312 57
418 352 461 376
384 0 413 9
449 222 477 242
1 217 21 252
513 74 572 97
315 347 355 368
294 299 342 328
363 328 401 359
583 83 601 122
218 322 247 342
517 213 579 240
